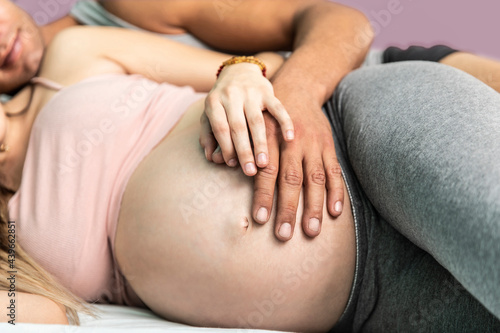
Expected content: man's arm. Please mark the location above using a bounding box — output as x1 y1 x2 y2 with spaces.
259 2 373 240
99 0 371 54
101 0 373 240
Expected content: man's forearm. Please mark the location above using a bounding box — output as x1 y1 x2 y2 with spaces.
272 2 373 105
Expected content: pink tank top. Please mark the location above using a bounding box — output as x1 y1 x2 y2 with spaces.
8 74 205 305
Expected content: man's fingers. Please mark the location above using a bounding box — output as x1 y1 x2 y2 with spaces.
252 114 280 225
275 146 303 241
324 147 344 217
301 156 326 237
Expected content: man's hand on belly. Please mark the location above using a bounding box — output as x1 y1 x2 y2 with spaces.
251 103 345 241
200 102 345 241
199 69 346 241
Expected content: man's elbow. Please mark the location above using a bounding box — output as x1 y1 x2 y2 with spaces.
313 1 374 47
347 6 375 65
346 5 375 50
319 1 375 66
336 2 373 41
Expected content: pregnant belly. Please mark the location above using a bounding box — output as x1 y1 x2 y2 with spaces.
115 117 356 332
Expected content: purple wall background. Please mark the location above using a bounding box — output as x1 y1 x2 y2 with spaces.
15 0 500 59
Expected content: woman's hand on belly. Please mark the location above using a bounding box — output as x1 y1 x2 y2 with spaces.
116 122 356 332
201 59 295 175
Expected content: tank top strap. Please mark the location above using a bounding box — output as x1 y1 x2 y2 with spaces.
30 77 65 92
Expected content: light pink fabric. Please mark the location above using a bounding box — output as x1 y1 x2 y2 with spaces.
8 74 205 305
30 76 65 91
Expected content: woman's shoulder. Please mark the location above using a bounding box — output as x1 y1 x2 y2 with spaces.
0 290 68 325
39 26 125 88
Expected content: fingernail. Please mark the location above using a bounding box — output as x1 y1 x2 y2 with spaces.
245 163 257 174
228 159 237 167
205 148 208 159
286 130 294 140
335 201 343 213
279 223 292 239
256 207 268 222
309 218 320 232
257 153 267 165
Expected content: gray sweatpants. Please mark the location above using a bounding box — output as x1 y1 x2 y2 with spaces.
324 61 500 332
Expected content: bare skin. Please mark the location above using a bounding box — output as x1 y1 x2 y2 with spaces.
37 0 374 241
1 25 354 329
41 2 500 245
6 1 500 246
0 290 68 324
115 98 356 331
0 1 498 327
0 0 44 93
440 52 500 93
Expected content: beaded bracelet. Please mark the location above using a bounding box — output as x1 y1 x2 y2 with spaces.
216 56 267 78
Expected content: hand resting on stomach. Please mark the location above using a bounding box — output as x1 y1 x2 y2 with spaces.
115 101 356 332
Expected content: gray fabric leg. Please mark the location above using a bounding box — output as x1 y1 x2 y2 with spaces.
334 61 500 321
354 214 500 332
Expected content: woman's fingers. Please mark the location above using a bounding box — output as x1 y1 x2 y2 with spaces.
205 95 238 167
203 63 294 174
200 109 226 165
223 97 258 175
206 94 273 175
211 145 226 164
227 96 291 175
265 97 295 142
204 95 293 176
245 100 269 169
199 112 217 161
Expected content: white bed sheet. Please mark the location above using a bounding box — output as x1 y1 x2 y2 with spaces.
0 304 286 333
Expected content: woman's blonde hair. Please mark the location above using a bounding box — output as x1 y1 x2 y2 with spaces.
0 188 95 325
